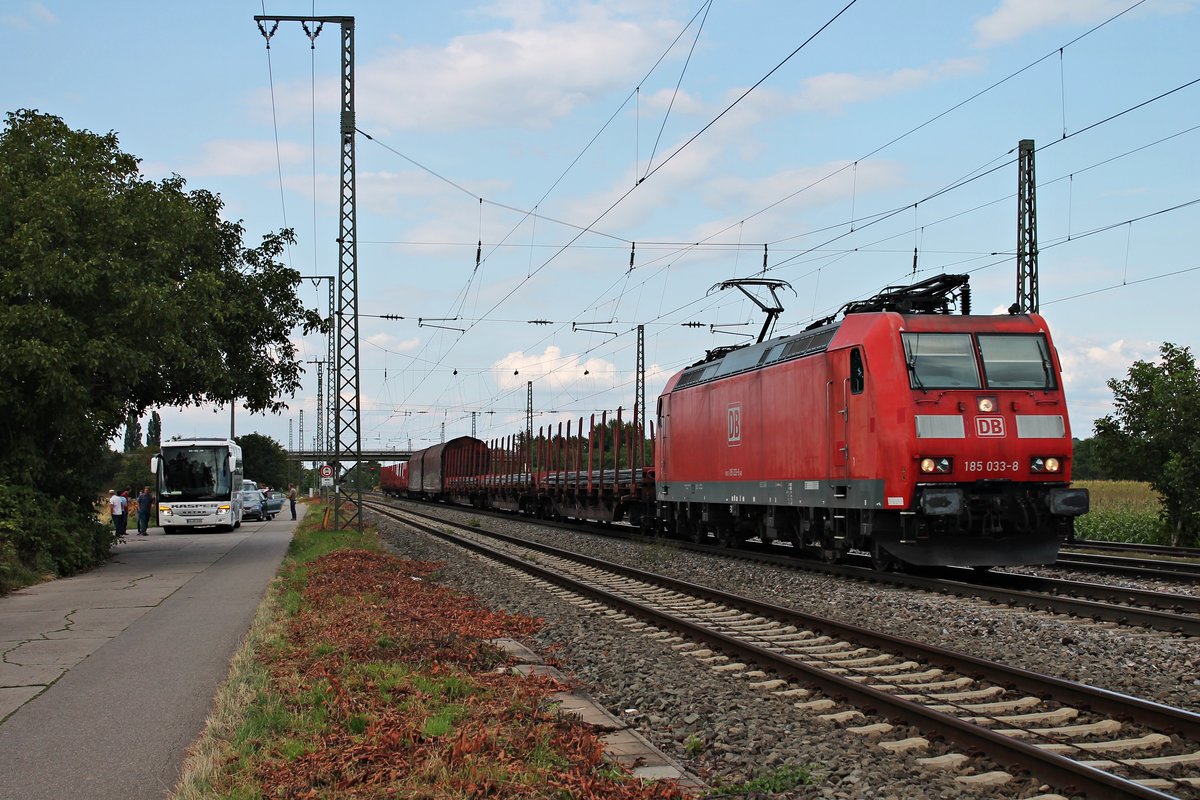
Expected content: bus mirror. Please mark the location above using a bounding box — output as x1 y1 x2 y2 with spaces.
150 456 159 474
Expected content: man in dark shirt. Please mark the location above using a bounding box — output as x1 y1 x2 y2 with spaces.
136 486 155 536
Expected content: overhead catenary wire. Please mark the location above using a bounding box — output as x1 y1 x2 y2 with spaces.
361 1 1188 446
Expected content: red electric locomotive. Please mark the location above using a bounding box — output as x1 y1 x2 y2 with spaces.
654 274 1088 568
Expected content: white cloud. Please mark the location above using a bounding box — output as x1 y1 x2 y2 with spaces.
1056 336 1160 434
366 333 421 353
30 2 55 23
1 2 55 28
492 345 616 391
264 6 678 133
640 87 707 115
973 0 1191 47
792 58 982 114
184 139 309 178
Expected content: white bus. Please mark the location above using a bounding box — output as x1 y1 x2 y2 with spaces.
151 438 244 532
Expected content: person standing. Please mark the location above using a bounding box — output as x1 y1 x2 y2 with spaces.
136 486 154 536
108 490 127 539
288 484 297 520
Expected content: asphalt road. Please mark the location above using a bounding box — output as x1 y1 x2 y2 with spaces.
0 509 299 799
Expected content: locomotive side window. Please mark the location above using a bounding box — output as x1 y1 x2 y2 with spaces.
978 334 1056 389
850 348 865 394
901 333 981 389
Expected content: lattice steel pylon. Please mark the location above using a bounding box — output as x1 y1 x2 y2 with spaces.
1016 139 1039 314
307 359 326 494
634 324 645 449
255 14 362 530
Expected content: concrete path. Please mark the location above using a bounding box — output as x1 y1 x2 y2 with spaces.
0 508 301 800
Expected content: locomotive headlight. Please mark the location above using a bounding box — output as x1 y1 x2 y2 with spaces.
977 396 997 413
1030 457 1062 473
919 457 953 474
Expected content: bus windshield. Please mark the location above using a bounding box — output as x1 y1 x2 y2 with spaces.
160 446 233 501
978 334 1055 389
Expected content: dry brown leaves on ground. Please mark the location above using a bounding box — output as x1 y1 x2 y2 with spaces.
239 548 689 799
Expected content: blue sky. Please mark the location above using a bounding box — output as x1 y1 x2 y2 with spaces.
4 0 1198 455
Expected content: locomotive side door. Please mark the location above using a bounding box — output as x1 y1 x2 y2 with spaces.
826 347 865 481
657 393 670 477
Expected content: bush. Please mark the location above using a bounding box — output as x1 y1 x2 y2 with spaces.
0 484 113 594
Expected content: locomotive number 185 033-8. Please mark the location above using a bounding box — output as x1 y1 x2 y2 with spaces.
962 460 1021 473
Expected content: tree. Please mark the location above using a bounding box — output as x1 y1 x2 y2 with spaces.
236 433 289 492
1070 437 1103 480
1093 342 1200 545
0 110 326 509
0 110 326 584
146 411 162 448
123 412 142 453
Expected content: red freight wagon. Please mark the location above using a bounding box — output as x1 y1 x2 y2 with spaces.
378 462 408 496
406 436 489 500
655 274 1088 568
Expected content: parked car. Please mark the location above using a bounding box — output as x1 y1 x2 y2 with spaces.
241 489 268 521
260 489 284 519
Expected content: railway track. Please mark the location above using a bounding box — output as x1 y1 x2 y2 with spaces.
1052 551 1200 582
1068 541 1200 560
371 494 1200 637
365 499 1200 799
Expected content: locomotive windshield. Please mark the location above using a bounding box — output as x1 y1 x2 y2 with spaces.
978 334 1056 389
901 333 981 389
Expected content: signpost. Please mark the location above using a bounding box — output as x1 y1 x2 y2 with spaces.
319 463 334 488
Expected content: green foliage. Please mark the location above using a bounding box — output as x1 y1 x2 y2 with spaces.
710 764 815 795
146 411 162 447
236 432 289 491
123 412 142 452
109 446 157 495
0 109 325 498
683 734 704 756
1073 480 1169 544
0 109 327 576
1093 343 1200 545
1071 437 1103 480
0 484 112 594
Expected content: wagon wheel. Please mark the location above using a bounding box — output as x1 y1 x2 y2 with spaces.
716 522 738 549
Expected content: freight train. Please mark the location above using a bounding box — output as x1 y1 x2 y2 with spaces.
381 274 1088 569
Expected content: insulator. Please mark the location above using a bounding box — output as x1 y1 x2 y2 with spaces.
961 285 972 315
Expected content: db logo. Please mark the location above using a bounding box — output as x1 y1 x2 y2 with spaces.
975 416 1006 437
728 403 742 446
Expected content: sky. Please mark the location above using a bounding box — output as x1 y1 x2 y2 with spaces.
4 0 1198 458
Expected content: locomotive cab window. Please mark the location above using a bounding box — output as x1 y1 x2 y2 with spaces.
849 348 865 394
978 334 1056 389
901 333 981 389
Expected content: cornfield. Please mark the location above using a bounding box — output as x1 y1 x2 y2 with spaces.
1072 480 1167 544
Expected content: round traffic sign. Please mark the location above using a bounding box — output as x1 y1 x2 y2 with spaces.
319 464 334 478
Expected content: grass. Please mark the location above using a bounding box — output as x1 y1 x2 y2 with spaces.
170 503 691 800
708 764 815 796
1073 480 1168 544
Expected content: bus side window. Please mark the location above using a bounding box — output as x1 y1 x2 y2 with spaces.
850 348 865 395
